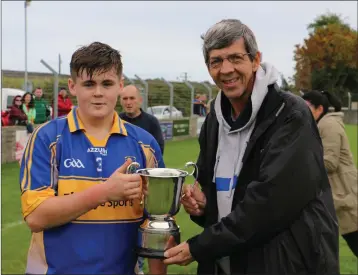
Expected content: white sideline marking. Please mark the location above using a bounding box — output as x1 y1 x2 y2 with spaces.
2 220 24 231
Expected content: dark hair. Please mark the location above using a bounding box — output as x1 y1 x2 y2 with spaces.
302 90 342 117
59 87 67 91
70 42 123 80
22 92 35 108
13 95 23 106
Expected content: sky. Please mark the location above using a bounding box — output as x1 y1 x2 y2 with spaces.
1 1 357 84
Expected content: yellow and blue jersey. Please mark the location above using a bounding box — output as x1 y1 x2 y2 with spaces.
19 107 164 274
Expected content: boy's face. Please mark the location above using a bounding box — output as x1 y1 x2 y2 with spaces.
68 67 123 119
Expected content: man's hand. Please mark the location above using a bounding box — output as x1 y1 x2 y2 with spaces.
104 159 143 201
163 242 194 266
181 182 206 216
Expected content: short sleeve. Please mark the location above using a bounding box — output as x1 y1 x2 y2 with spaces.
150 138 165 168
139 137 165 169
20 125 56 218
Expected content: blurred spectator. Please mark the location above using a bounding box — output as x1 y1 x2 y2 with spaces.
55 87 73 117
22 92 36 128
119 84 165 155
302 90 358 257
33 87 50 124
9 95 33 133
193 94 207 116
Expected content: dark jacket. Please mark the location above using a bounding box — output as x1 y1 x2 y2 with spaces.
187 84 339 275
119 109 165 155
9 97 28 126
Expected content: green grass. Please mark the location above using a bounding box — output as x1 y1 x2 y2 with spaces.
2 126 357 274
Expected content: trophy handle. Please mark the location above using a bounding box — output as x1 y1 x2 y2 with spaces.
125 162 144 205
126 162 141 174
181 162 199 199
184 161 198 181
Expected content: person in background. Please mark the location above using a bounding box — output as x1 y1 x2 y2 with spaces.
56 87 73 117
302 90 358 257
21 92 36 131
193 94 207 116
33 87 50 124
9 95 33 133
120 84 165 155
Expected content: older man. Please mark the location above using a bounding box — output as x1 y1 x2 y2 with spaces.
120 85 164 154
164 19 339 275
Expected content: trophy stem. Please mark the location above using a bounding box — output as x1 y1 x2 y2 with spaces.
149 214 171 221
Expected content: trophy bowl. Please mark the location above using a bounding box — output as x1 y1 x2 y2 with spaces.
134 162 197 259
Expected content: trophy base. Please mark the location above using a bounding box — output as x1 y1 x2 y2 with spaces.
135 247 166 259
136 217 180 258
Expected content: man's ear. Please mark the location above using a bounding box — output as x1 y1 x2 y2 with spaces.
118 76 124 96
68 78 76 96
252 51 261 72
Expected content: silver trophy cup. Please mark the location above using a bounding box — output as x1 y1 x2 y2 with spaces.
128 161 198 259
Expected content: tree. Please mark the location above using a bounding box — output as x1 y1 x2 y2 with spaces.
294 13 358 99
307 13 350 33
280 74 289 91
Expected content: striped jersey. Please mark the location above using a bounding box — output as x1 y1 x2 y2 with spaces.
19 107 164 274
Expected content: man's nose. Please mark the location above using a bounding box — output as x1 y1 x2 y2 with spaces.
93 86 103 96
220 59 235 75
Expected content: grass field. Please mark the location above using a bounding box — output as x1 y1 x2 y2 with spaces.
1 125 357 274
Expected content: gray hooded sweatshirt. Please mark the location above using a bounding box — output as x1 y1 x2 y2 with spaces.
213 63 280 274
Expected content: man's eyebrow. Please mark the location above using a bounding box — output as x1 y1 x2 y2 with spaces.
102 79 115 83
210 52 243 59
209 55 222 60
82 79 95 84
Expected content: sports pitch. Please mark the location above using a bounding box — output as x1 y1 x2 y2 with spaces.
1 125 357 274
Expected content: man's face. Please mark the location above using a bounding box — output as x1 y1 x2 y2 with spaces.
207 38 260 100
68 68 123 119
120 86 142 116
59 89 67 97
34 88 43 98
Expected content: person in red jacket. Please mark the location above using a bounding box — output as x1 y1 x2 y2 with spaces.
55 87 73 117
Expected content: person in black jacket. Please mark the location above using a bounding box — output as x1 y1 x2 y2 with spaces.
119 85 165 155
163 19 339 275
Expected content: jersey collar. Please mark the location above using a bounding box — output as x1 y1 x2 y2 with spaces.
67 107 128 136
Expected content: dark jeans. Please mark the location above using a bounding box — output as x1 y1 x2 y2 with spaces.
342 230 358 257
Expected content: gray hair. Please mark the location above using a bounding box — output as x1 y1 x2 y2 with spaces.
201 19 259 64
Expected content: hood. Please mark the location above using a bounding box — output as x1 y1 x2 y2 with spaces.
214 62 280 132
320 111 345 127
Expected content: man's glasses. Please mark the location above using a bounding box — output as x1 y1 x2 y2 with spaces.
208 53 251 70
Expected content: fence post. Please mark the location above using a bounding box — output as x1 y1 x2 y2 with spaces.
202 81 212 102
123 74 135 85
40 59 58 118
161 78 174 119
184 81 194 117
135 75 148 112
348 92 352 110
